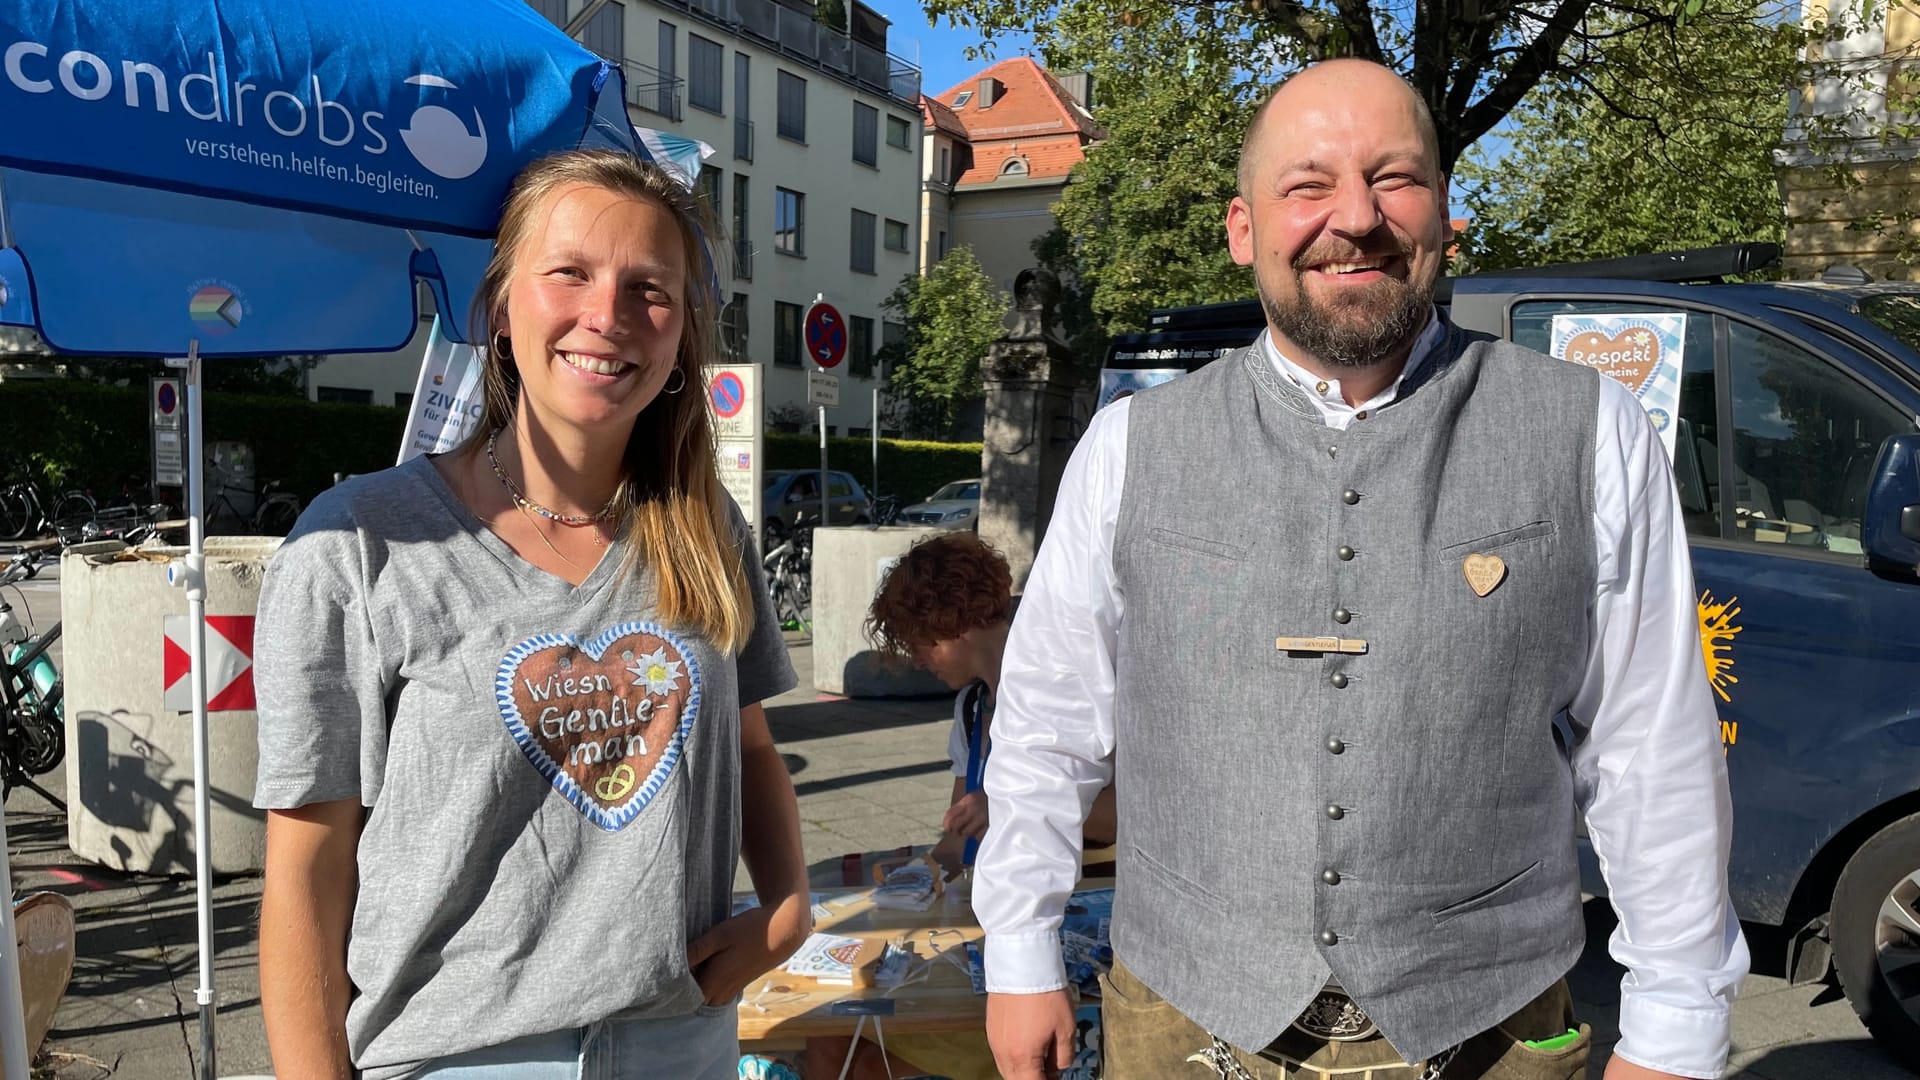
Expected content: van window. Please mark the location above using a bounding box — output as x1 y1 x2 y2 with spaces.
1726 323 1912 555
1511 300 1720 538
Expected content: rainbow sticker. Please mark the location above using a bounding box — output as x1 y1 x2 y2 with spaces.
189 286 244 335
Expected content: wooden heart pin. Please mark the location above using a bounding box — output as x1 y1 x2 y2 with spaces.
1462 553 1507 597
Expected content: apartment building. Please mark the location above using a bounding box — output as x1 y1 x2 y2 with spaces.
305 0 926 435
919 57 1101 298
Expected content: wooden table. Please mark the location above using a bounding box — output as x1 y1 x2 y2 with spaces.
738 872 1115 1048
736 882 988 1045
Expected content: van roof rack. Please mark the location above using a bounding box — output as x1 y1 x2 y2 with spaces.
1463 242 1781 285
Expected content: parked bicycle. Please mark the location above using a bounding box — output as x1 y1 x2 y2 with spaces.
0 478 95 543
206 465 303 536
762 516 814 633
0 552 64 805
871 493 903 527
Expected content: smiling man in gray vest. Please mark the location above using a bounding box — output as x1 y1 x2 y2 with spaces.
974 59 1747 1080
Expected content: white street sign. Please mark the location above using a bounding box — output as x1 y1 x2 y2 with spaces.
807 370 840 408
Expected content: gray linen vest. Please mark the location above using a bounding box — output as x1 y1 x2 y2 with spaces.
1109 325 1599 1062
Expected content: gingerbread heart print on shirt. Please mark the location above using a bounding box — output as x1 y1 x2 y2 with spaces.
495 622 703 831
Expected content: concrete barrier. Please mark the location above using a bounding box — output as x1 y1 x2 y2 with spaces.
61 538 279 876
810 526 952 698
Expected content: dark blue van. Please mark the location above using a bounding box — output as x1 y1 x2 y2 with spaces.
1102 245 1920 1068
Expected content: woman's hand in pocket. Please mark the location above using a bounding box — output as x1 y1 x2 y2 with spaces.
687 892 812 1005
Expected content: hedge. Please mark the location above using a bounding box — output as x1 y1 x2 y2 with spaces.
0 380 981 509
763 433 981 504
0 380 406 504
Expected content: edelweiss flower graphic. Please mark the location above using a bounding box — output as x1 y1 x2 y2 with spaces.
628 648 685 696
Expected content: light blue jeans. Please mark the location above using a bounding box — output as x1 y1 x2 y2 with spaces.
411 1004 737 1079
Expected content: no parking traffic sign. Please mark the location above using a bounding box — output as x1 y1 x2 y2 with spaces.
709 370 746 419
804 301 846 369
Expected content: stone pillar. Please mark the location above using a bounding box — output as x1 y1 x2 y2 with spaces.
979 269 1080 591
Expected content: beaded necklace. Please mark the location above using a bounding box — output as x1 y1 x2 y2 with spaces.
486 428 619 528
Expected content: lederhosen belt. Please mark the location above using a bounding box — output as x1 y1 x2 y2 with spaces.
1288 976 1379 1042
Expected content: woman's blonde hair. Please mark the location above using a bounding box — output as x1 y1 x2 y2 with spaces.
465 148 753 652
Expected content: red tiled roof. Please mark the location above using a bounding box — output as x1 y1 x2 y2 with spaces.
935 56 1101 142
955 135 1086 186
920 95 969 140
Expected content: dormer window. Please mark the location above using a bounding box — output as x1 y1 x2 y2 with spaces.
1001 157 1029 176
953 91 974 107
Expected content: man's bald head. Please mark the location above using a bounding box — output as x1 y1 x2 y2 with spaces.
1237 60 1443 200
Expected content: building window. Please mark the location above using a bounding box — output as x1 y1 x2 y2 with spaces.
851 315 875 378
887 114 912 150
734 53 752 162
775 188 804 255
774 301 803 368
937 229 948 258
1001 157 1028 176
884 218 909 252
938 146 950 183
689 34 723 114
850 210 876 274
777 70 806 142
721 293 749 360
853 102 878 166
528 0 566 27
732 174 751 279
656 20 677 117
584 0 624 62
953 90 973 107
394 391 414 413
697 165 721 216
317 386 373 405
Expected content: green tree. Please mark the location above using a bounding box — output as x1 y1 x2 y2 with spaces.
1034 5 1254 343
1456 2 1805 270
878 246 1009 439
925 0 1842 175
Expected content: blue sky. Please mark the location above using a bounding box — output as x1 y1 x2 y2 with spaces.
864 0 1035 97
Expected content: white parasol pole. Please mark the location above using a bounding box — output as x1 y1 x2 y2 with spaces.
0 805 32 1079
167 339 218 1080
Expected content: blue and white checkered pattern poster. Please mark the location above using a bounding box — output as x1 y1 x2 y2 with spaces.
1550 313 1687 460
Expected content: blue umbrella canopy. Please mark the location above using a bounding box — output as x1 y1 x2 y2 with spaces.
0 0 637 353
0 4 645 1075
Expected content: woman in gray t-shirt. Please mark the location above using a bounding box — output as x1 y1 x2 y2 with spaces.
253 149 808 1080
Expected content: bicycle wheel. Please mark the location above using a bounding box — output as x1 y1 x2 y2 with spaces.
53 490 95 524
254 498 301 536
0 489 30 541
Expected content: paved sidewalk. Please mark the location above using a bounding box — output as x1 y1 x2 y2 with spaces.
1 618 1906 1078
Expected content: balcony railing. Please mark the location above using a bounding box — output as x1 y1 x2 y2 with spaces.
734 117 755 162
617 58 684 122
653 0 921 107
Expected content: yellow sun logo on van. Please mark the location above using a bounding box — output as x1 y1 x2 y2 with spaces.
1698 591 1742 702
1699 591 1743 753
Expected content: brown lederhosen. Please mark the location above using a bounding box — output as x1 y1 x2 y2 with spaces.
1098 958 1591 1080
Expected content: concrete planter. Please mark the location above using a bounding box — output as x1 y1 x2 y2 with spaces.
60 538 279 876
810 526 952 698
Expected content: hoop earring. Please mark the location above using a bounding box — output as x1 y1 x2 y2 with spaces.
662 367 686 395
491 331 512 360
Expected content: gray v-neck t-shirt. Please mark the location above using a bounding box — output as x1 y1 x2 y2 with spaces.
252 454 796 1076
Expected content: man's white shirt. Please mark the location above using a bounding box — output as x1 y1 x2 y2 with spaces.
974 322 1749 1079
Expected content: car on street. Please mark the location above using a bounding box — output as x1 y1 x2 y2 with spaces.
899 479 981 530
1101 243 1920 1070
762 469 873 538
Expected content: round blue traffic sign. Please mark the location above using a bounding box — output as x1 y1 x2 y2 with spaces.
804 302 847 369
710 371 745 418
157 382 178 415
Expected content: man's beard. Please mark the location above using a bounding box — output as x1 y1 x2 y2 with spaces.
1259 252 1433 370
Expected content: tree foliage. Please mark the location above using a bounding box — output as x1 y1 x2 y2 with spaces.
925 0 1837 176
1033 5 1254 343
1455 1 1803 269
878 246 1009 439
